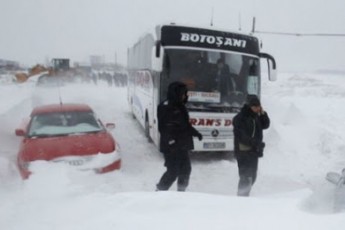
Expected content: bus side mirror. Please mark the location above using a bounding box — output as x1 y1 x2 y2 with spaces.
268 64 277 81
155 40 161 58
152 41 163 72
259 53 277 81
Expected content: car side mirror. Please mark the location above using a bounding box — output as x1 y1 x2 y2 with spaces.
15 129 26 136
105 123 115 130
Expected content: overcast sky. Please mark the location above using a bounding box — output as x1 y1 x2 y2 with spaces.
1 0 345 71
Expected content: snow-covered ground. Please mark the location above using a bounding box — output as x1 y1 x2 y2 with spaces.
1 72 345 229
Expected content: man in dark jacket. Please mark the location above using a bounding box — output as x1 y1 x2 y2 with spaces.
232 95 270 196
156 81 202 192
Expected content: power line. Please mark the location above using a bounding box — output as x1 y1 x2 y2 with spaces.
253 30 345 37
251 17 345 37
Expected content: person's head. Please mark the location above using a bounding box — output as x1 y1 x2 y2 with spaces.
246 94 261 113
217 58 225 69
186 51 203 64
167 81 188 105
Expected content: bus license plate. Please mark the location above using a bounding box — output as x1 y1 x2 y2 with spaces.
203 142 226 149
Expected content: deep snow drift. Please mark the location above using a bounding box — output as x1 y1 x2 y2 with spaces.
0 72 345 229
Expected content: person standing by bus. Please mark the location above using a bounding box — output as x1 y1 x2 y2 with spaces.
232 95 270 196
156 81 203 192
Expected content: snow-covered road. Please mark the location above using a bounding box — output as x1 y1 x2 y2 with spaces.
1 73 345 195
1 72 345 229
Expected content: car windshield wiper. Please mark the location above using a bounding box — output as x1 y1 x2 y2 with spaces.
83 129 103 134
67 130 103 135
29 133 70 138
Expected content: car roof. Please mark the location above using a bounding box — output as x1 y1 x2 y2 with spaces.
31 104 93 115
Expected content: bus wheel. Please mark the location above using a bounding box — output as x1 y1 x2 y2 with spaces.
130 98 136 119
145 117 153 143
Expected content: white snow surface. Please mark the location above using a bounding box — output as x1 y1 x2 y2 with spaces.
1 72 345 229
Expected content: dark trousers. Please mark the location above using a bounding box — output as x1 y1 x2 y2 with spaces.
236 152 258 196
156 149 191 191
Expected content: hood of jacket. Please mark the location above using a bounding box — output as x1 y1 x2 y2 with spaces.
167 81 188 105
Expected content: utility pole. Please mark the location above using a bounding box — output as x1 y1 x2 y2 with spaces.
238 13 242 31
251 17 256 34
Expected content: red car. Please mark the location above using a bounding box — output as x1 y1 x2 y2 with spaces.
15 103 121 179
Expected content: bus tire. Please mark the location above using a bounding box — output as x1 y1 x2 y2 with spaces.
145 116 153 143
130 98 136 119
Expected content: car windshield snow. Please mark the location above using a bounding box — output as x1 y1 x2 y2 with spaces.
27 111 104 137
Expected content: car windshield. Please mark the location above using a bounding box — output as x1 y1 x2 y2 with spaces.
161 48 260 112
27 111 104 137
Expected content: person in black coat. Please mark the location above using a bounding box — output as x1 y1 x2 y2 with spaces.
215 58 236 92
232 95 270 196
156 81 202 191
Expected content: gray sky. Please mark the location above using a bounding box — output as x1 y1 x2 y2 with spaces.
1 0 345 71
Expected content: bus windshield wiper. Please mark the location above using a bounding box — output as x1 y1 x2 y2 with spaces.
186 103 241 113
206 104 242 113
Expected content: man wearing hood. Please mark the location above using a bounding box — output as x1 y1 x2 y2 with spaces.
156 81 202 192
232 95 270 196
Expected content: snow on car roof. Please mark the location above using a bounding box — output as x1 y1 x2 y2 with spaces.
31 103 93 115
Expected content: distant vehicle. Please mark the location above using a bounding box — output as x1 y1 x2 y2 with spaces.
48 58 93 82
47 58 74 77
51 58 70 72
15 103 121 179
127 23 277 152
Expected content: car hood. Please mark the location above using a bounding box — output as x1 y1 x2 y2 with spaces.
19 132 115 162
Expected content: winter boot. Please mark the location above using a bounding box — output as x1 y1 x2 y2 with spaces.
237 176 253 196
177 175 189 192
177 186 187 192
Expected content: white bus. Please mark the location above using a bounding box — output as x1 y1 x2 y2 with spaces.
127 24 276 152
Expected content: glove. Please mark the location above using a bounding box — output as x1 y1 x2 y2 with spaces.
196 132 203 141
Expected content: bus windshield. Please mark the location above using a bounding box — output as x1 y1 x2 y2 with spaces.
161 48 260 112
